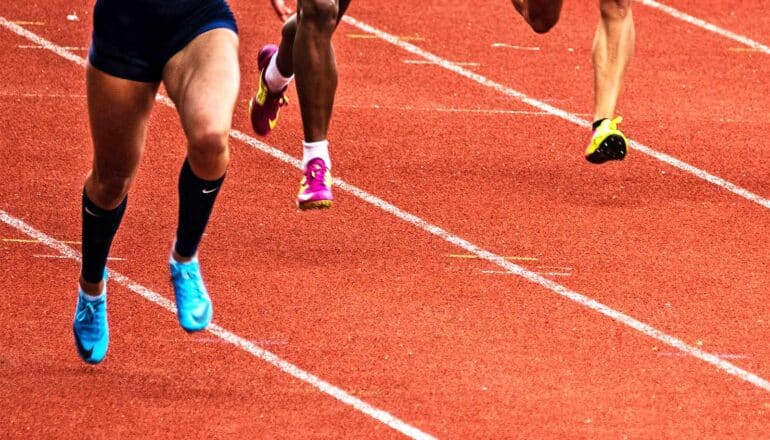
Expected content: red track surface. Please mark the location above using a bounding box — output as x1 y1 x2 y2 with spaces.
1 0 769 438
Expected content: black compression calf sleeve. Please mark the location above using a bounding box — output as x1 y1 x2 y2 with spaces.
175 159 225 259
81 189 127 284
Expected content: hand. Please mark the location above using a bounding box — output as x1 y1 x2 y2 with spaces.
271 0 294 22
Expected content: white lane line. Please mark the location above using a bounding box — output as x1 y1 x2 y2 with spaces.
657 352 749 360
340 16 770 211
17 44 87 51
337 104 552 116
403 59 480 67
3 11 770 405
0 209 434 440
492 43 540 51
481 269 571 277
0 92 86 98
635 0 770 55
32 254 125 261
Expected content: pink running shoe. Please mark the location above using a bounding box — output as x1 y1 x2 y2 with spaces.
297 158 333 210
249 44 288 136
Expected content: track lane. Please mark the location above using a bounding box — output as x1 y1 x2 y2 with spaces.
2 0 770 437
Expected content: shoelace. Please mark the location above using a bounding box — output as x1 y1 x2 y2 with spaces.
305 162 327 183
175 267 206 301
76 302 97 324
267 89 288 110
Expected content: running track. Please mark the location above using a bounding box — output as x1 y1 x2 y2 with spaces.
0 0 768 437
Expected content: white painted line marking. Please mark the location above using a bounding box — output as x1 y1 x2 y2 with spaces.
0 18 434 440
492 43 540 51
449 254 538 261
193 337 290 346
481 269 571 277
403 59 480 67
635 0 770 55
338 104 553 116
0 92 87 99
3 13 770 405
657 352 749 360
33 254 125 261
537 265 574 271
340 16 770 211
17 44 86 51
0 209 434 440
348 33 424 41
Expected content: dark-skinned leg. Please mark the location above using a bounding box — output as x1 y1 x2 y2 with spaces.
510 0 563 33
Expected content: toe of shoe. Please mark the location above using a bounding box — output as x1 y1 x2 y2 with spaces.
178 301 212 332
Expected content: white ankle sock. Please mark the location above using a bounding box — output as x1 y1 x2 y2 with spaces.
170 243 199 265
79 285 106 301
302 140 331 169
264 52 293 93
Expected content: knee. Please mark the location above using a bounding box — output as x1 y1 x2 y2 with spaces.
187 122 230 173
600 0 631 20
527 11 560 34
90 171 132 207
299 0 339 33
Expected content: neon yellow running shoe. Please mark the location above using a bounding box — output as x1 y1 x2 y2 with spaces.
585 116 627 164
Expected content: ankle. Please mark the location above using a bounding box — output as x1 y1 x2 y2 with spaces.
79 276 105 297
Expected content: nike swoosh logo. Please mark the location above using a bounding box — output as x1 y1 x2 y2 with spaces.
73 329 94 360
191 302 211 323
84 206 100 217
202 187 219 194
297 192 315 202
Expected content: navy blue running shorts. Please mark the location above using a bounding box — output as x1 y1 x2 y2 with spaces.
88 0 238 82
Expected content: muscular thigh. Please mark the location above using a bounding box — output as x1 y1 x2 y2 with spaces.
162 28 240 142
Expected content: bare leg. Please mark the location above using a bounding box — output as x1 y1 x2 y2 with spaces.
80 66 158 295
270 0 351 142
592 0 634 121
275 14 298 78
292 0 344 142
162 28 239 262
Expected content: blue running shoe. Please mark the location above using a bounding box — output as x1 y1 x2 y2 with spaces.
73 288 109 364
169 258 212 332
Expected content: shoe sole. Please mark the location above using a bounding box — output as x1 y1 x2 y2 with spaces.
298 199 333 210
585 134 627 164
